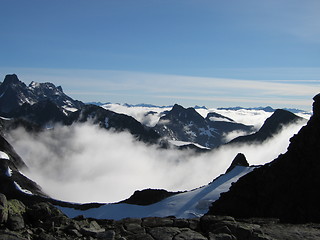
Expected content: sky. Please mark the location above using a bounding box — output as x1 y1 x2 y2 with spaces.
1 0 319 110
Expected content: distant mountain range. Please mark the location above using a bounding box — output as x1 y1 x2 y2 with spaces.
218 106 309 114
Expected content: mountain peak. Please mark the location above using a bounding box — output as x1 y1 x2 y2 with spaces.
2 74 27 89
225 153 249 173
0 74 83 116
3 74 21 84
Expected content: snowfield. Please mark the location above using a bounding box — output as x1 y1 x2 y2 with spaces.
58 166 254 220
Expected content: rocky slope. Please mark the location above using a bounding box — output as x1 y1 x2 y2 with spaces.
209 93 320 223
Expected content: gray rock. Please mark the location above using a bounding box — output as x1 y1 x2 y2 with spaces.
97 229 116 240
200 215 236 234
125 222 145 234
209 233 236 240
148 226 181 240
174 228 207 240
188 218 201 231
67 228 83 237
142 217 174 227
81 226 106 237
0 230 29 240
126 233 154 240
173 218 190 228
7 214 25 231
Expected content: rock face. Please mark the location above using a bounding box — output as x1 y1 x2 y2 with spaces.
209 94 320 223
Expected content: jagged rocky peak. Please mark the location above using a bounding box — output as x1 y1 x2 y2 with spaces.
0 74 33 113
225 153 249 173
1 74 26 88
3 74 24 85
29 81 63 93
168 104 204 122
0 74 84 117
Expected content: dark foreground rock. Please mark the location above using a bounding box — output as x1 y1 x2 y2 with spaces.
209 94 320 223
2 193 320 240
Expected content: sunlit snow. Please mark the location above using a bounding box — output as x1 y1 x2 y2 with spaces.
58 166 253 220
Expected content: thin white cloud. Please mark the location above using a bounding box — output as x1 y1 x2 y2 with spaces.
0 67 318 110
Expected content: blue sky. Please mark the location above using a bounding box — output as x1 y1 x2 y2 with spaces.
1 0 319 110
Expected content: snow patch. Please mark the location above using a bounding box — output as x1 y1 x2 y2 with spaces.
199 127 218 137
0 151 10 160
169 140 209 149
209 116 233 123
63 106 78 112
14 182 33 195
29 81 41 89
5 167 12 177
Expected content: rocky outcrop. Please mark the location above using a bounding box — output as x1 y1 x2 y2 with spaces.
209 94 320 223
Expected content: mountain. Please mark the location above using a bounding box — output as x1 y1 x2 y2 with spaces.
69 104 161 144
154 104 254 148
123 103 173 108
228 109 306 144
208 93 320 223
218 106 275 112
0 74 161 144
218 106 310 115
0 74 84 116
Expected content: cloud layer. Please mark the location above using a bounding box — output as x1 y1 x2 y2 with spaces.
8 120 306 203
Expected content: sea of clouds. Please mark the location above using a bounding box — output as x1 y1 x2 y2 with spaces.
7 115 307 203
